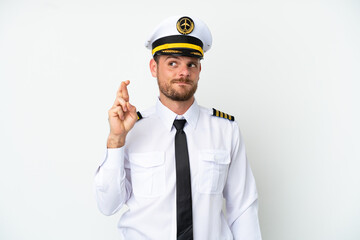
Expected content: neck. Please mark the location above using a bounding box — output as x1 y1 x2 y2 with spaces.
159 95 194 115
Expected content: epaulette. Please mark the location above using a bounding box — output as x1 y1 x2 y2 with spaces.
212 108 235 121
137 111 143 121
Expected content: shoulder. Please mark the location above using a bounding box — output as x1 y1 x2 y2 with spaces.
198 106 239 136
197 106 240 141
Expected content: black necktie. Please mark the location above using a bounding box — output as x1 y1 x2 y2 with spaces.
173 119 193 240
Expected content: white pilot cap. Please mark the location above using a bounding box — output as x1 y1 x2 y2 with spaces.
145 15 212 59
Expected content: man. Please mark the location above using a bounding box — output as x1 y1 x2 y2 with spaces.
95 15 262 240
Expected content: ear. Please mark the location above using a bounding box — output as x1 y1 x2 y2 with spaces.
149 58 157 78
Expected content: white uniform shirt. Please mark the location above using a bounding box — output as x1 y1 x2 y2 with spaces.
95 99 262 240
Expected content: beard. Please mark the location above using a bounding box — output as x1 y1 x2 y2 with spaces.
158 78 198 101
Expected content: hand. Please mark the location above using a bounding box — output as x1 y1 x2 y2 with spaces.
107 80 137 148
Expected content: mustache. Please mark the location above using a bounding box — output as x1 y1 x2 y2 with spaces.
171 78 192 84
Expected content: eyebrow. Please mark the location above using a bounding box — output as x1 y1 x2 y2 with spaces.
164 56 200 65
165 56 180 60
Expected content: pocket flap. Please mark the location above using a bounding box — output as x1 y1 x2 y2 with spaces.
129 152 165 168
199 150 230 164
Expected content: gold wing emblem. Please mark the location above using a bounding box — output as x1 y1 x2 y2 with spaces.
181 20 190 29
176 17 194 35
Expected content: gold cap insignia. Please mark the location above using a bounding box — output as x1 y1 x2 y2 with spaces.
176 17 194 35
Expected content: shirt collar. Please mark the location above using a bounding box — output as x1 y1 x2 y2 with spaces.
156 98 200 132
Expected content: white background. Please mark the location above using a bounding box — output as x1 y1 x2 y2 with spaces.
1 0 359 239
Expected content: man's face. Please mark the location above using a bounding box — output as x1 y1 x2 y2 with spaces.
150 55 201 102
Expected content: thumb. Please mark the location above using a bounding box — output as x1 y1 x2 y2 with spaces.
127 102 137 118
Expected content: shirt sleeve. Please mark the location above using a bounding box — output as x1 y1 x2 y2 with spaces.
223 123 262 240
94 147 131 216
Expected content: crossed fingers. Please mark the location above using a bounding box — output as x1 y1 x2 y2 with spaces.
112 80 131 120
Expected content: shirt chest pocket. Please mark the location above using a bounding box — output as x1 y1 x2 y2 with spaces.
197 150 231 194
129 152 166 198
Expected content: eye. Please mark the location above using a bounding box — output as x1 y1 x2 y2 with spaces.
188 63 197 68
169 62 177 67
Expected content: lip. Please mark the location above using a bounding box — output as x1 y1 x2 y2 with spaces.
173 81 192 86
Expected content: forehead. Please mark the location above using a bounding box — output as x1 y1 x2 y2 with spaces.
160 55 200 63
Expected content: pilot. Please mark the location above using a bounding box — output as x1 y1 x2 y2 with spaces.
95 15 262 240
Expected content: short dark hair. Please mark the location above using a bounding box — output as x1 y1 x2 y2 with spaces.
153 54 160 64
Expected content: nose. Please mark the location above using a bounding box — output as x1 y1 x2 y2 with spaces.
179 64 190 78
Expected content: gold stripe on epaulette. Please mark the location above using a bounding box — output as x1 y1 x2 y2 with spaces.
212 108 235 121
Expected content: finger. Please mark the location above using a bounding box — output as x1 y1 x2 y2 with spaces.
116 106 125 120
117 97 128 112
109 105 122 116
127 102 138 119
127 102 136 113
119 80 130 102
111 106 125 120
112 95 126 108
113 96 120 107
113 83 124 106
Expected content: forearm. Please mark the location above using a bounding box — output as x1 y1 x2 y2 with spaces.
225 159 261 239
229 199 262 240
94 148 130 216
